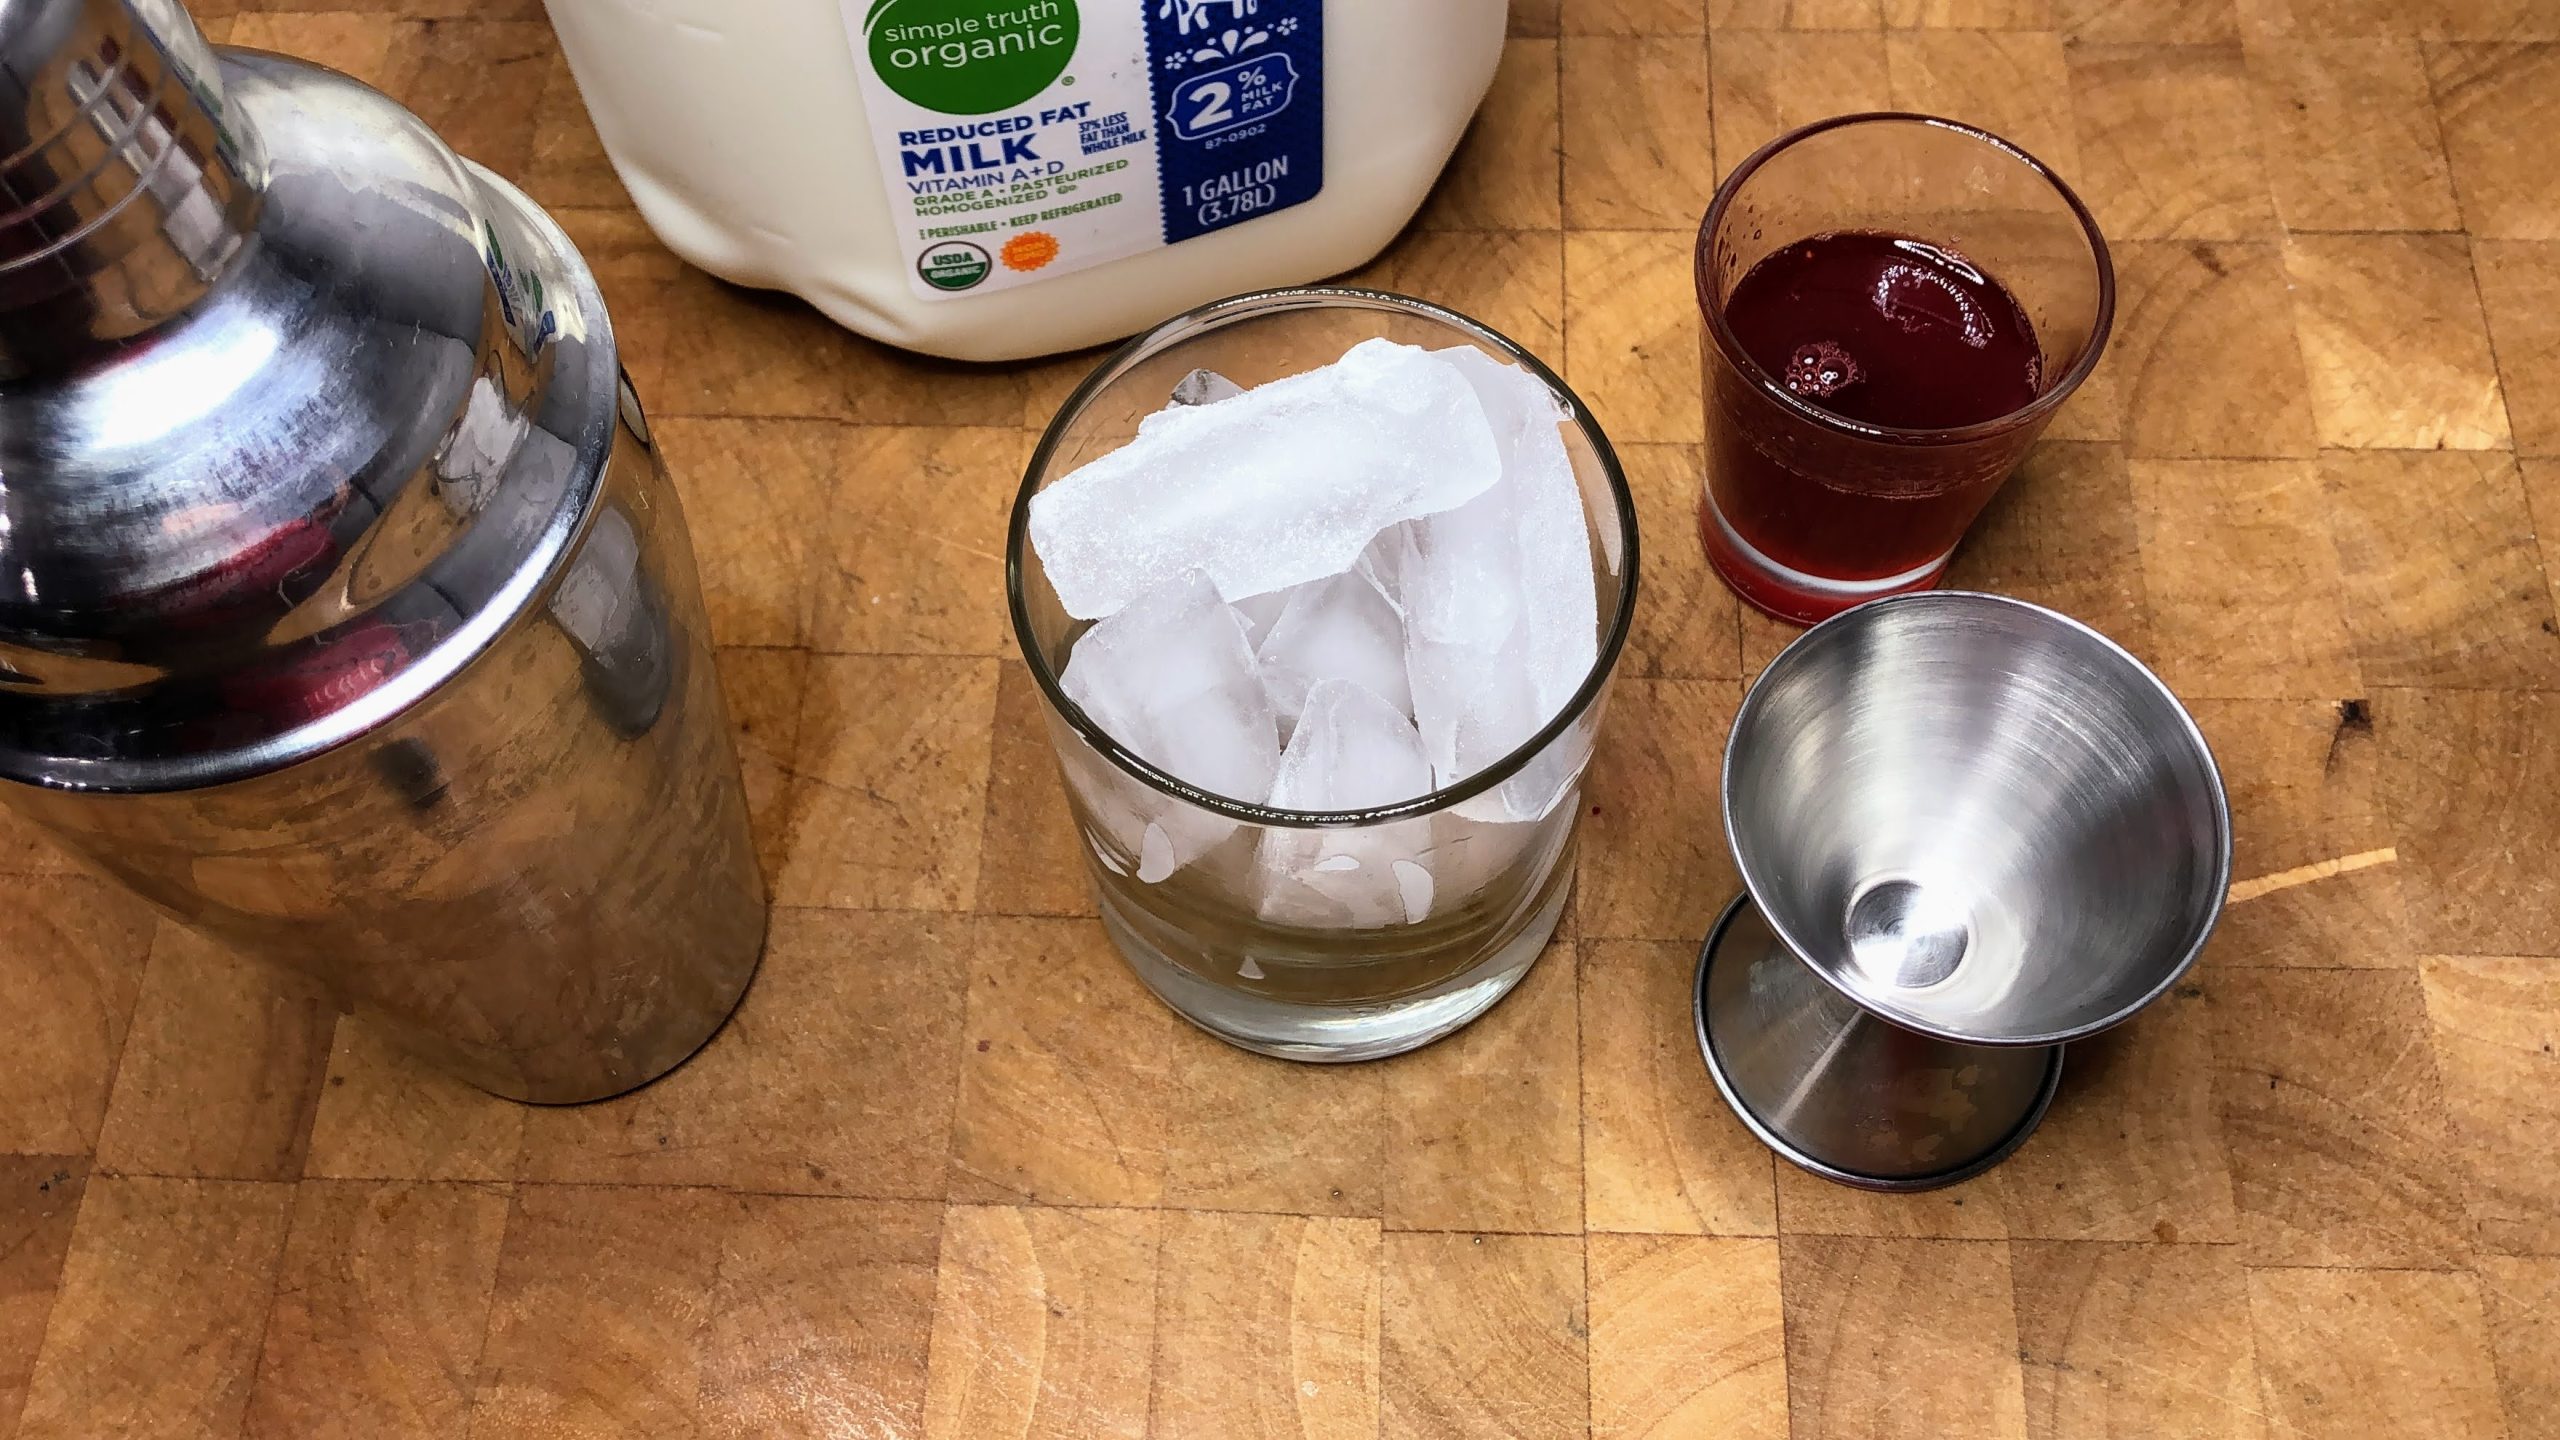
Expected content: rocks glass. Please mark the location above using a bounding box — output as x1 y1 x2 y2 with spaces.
1007 288 1638 1061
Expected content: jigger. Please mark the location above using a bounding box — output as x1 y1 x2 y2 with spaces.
1698 592 2230 1190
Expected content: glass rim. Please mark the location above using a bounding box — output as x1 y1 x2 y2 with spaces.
1695 111 2118 446
1006 285 1641 830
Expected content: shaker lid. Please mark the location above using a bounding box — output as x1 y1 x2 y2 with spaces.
0 27 615 792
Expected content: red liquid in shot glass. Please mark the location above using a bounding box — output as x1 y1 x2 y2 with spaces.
1703 230 2045 611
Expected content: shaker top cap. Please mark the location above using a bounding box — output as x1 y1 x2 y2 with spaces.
0 0 250 345
0 0 102 149
0 12 619 794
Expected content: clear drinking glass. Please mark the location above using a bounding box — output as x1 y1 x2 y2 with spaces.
1008 288 1639 1061
1696 113 2114 624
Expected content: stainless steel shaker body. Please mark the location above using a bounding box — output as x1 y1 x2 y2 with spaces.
0 0 766 1102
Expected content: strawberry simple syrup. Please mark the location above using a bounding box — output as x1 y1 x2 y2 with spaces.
1703 231 2044 602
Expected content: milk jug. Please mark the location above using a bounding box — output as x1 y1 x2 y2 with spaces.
541 0 1506 361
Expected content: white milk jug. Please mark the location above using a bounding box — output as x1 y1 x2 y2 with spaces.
541 0 1507 361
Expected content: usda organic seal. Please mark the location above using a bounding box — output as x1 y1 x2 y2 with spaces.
917 239 993 291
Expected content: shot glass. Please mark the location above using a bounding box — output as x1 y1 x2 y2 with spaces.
1008 288 1639 1062
1696 114 2114 624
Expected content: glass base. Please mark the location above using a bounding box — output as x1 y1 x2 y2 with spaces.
1100 878 1571 1062
1699 490 1953 626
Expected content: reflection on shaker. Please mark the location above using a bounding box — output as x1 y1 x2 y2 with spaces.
617 370 653 449
549 498 674 738
369 735 449 813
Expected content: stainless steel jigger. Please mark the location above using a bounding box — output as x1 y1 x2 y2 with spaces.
1698 592 2231 1190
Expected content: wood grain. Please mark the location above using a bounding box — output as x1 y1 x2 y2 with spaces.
923 1205 1159 1440
2013 1241 2265 1440
243 1181 510 1440
1150 1213 1381 1440
1779 1236 2028 1440
1589 1234 1786 1439
2248 1268 2509 1440
1385 946 1584 1235
14 1178 294 1440
1382 1232 1588 1439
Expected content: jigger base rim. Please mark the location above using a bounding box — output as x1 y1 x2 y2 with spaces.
1693 894 2065 1193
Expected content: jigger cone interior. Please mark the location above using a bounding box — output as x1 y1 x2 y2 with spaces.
1723 592 2231 1049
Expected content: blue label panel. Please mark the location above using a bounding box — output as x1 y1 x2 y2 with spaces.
1143 0 1324 246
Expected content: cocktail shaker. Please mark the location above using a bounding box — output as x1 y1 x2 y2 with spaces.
0 0 766 1102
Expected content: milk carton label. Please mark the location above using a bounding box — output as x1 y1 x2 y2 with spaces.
847 0 1325 301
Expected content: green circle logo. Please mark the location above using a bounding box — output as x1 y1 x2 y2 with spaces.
919 241 993 290
866 0 1080 115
